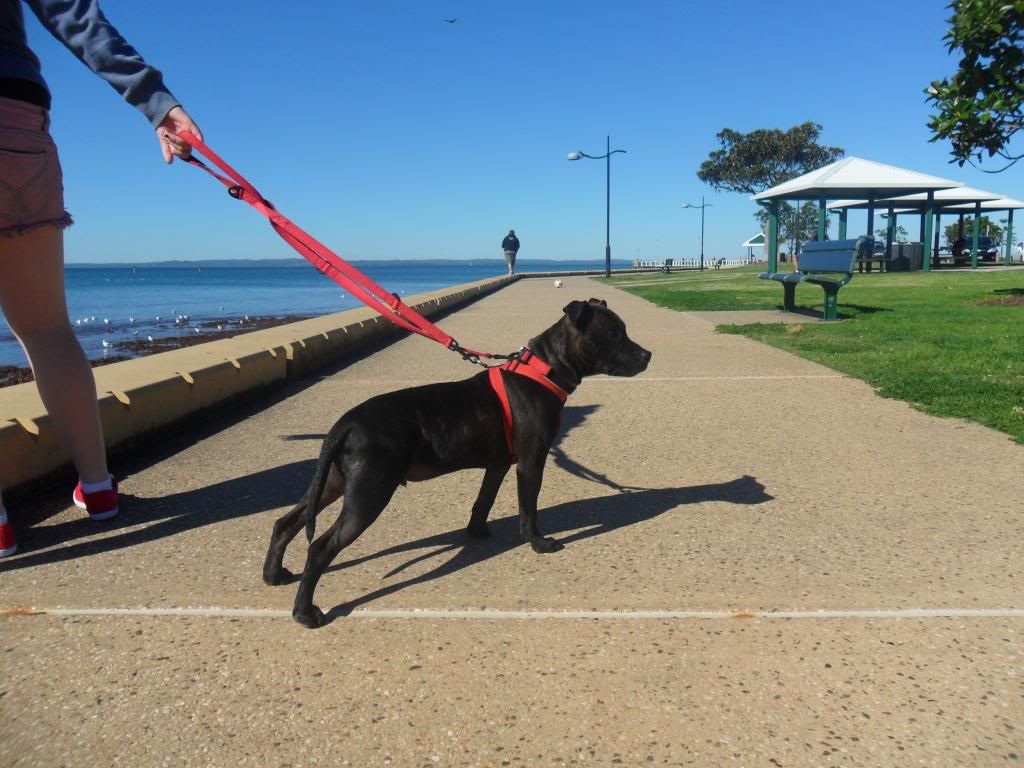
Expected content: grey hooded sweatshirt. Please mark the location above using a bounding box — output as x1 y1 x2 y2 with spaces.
0 0 178 126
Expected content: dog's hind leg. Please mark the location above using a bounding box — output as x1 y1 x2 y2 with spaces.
263 461 346 586
466 464 510 539
292 460 401 629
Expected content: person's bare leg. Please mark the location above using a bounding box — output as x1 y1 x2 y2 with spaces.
0 226 109 485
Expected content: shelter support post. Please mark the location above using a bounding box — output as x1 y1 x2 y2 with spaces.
886 208 895 263
838 209 848 239
866 200 875 244
933 212 942 268
818 194 827 240
768 202 779 273
923 191 934 273
1006 209 1015 265
972 201 981 269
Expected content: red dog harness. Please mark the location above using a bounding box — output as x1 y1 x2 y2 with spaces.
488 348 571 462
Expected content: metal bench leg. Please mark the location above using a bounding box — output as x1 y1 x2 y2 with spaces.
782 281 796 312
821 284 840 321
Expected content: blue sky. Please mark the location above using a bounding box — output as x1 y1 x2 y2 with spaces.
25 0 1024 264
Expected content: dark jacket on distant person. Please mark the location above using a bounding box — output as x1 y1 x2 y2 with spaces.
502 233 520 253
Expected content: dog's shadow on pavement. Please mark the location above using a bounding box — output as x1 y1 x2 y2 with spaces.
550 405 647 492
320 474 773 624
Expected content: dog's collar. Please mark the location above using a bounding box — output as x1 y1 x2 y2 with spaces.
488 347 572 462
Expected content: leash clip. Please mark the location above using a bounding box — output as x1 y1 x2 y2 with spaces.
448 340 484 367
447 340 524 369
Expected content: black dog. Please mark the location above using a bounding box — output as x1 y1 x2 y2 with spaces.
263 298 651 628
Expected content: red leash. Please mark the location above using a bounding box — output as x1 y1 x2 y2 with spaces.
175 132 505 366
176 133 575 463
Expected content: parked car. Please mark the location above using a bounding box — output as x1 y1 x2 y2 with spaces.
953 235 999 262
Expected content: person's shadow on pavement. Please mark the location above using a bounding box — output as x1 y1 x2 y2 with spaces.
0 458 316 572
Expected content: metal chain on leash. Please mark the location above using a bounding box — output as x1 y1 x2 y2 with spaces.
447 342 522 368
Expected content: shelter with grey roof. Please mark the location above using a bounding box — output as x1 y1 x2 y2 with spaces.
751 157 961 273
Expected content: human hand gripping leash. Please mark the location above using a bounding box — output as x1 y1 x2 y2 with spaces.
174 131 516 367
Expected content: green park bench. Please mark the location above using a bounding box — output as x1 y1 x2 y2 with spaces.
758 237 869 321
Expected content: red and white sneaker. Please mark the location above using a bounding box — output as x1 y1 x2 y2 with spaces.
72 477 119 521
0 517 16 557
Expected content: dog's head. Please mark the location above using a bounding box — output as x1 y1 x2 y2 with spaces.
561 298 651 377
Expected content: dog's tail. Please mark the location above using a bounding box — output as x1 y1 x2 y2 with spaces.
305 421 353 543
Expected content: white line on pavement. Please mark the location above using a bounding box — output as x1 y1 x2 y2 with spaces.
331 375 845 384
586 375 845 382
10 607 1023 621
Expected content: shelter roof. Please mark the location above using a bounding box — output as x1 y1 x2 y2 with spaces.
827 186 1005 211
944 197 1024 211
742 233 765 247
751 156 961 202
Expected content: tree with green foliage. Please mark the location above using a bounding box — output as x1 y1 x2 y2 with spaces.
785 202 830 255
698 122 844 195
698 122 843 264
943 217 1003 245
876 224 910 242
926 0 1024 171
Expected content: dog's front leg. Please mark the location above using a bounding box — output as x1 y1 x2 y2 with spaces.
515 456 563 553
467 464 510 539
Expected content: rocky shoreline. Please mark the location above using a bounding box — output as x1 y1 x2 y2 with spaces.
0 315 312 389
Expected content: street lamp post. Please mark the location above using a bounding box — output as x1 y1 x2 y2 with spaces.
681 197 712 271
568 135 627 278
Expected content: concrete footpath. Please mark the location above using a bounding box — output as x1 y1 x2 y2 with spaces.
1 276 1021 766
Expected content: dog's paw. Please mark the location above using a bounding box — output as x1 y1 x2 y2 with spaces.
292 604 326 629
466 523 491 539
263 567 298 587
530 536 564 554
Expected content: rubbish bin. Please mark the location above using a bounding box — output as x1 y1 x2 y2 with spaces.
890 242 923 271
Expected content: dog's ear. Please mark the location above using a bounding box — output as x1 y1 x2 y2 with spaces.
563 300 594 329
588 298 608 308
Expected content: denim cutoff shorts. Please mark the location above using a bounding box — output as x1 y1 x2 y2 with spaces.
0 95 72 237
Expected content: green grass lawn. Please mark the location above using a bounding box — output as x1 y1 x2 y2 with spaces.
606 265 1024 443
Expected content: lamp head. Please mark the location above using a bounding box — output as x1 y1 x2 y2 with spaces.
567 152 581 161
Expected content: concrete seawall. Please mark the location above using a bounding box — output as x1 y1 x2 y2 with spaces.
0 274 514 491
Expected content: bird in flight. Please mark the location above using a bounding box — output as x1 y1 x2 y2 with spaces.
444 18 458 23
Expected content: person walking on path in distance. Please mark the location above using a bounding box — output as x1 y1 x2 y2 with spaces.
0 0 201 557
502 229 520 275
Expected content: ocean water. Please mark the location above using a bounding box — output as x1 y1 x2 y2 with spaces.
0 260 624 366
